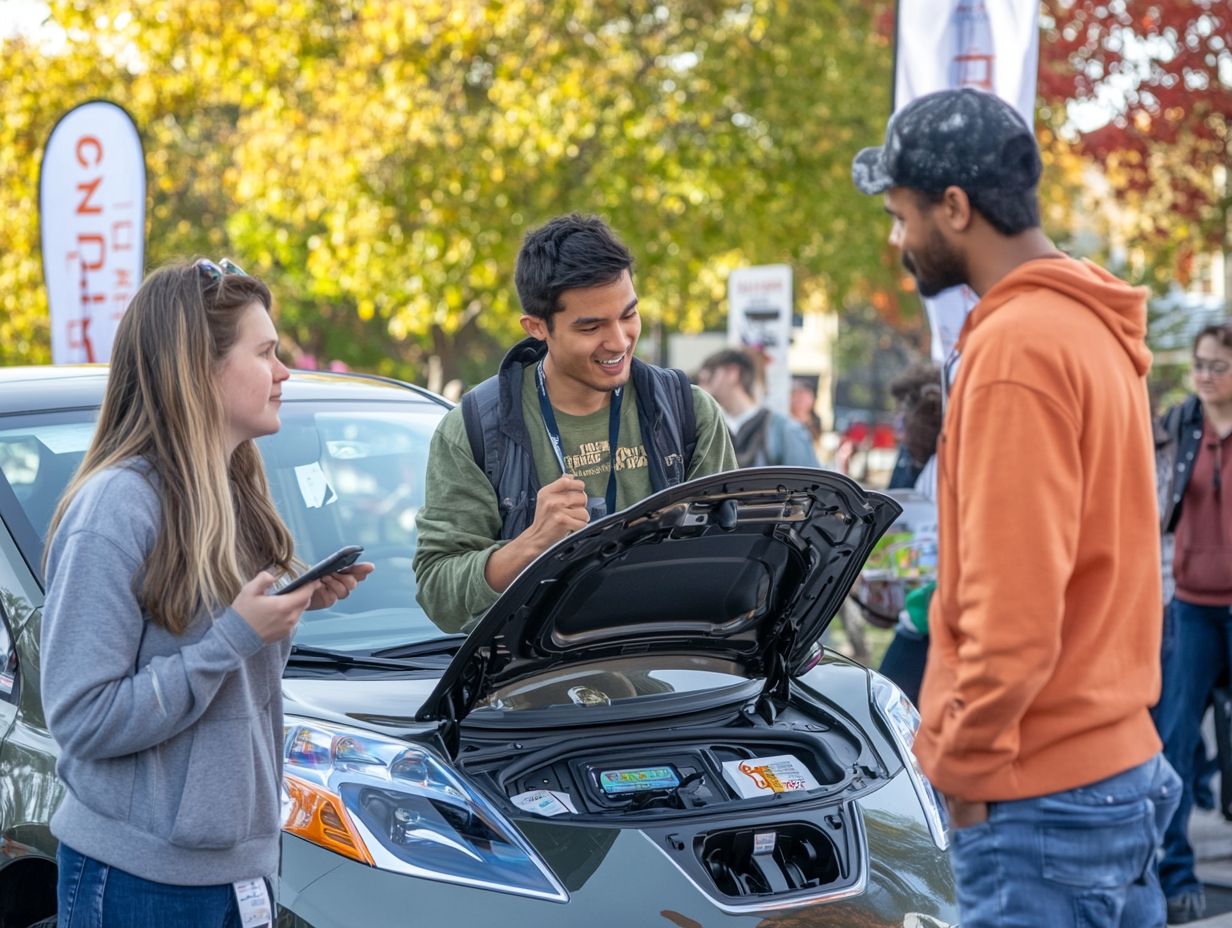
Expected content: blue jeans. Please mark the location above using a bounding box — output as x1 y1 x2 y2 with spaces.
1155 597 1232 898
948 755 1180 928
57 843 250 928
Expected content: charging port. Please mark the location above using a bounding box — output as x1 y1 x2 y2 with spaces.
699 823 840 899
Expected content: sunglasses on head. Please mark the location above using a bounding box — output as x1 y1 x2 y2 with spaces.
194 257 249 282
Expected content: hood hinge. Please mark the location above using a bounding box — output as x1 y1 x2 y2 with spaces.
756 621 797 723
439 648 492 758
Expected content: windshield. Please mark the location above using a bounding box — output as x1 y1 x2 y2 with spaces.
0 396 449 652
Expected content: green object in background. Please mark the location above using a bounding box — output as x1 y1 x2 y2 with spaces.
904 581 936 635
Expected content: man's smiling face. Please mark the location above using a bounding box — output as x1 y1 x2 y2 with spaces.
522 269 640 408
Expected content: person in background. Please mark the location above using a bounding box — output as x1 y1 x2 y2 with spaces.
875 362 942 705
41 260 371 926
854 87 1178 927
1153 321 1232 924
697 348 820 468
885 363 941 491
790 376 824 447
1153 388 1219 826
413 214 735 633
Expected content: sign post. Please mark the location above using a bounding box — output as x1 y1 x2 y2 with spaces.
727 265 794 415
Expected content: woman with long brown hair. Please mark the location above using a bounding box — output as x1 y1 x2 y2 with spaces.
41 260 370 926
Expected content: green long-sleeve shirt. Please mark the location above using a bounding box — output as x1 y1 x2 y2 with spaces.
413 378 736 632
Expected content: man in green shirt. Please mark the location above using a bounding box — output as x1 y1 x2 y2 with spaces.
413 214 736 632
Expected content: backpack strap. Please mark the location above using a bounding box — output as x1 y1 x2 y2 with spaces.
459 376 502 489
461 390 486 473
673 368 697 473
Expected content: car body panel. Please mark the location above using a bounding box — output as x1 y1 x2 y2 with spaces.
277 767 957 928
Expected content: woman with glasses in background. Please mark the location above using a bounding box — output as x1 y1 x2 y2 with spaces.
40 260 371 927
1153 321 1232 924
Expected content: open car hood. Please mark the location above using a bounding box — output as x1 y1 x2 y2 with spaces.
417 469 901 725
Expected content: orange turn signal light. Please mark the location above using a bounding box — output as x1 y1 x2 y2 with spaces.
283 774 375 866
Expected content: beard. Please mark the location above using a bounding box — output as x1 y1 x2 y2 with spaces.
903 227 968 298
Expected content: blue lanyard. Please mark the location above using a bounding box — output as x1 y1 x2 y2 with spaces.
535 360 622 517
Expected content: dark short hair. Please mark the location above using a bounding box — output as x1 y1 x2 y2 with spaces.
514 214 634 326
912 186 1040 237
1193 321 1232 354
699 348 758 396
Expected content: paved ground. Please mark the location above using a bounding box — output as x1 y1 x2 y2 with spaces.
1188 804 1232 925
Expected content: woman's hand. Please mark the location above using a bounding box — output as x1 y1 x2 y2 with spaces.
309 562 375 610
232 571 318 643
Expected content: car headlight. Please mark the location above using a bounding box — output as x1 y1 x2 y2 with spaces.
282 717 568 902
869 674 949 850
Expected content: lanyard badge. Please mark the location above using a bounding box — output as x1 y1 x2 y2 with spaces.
536 360 622 518
233 879 272 928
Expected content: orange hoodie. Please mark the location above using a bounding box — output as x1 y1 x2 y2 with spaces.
914 256 1163 802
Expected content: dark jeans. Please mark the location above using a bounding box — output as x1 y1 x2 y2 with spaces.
57 843 248 928
949 755 1180 927
877 627 929 706
1156 597 1232 899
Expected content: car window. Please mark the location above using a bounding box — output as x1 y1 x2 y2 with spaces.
0 399 449 653
0 413 96 552
257 402 446 652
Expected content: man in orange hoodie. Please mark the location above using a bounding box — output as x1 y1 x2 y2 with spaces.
853 88 1180 927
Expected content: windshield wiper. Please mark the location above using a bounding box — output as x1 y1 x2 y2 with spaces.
370 635 467 659
287 643 436 672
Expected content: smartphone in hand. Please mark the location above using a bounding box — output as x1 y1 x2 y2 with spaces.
276 545 364 596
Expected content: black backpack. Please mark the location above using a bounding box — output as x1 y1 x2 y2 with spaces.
461 361 697 539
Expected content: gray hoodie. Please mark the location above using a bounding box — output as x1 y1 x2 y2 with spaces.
41 461 289 885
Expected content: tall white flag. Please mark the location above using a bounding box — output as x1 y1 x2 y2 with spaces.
894 0 1040 363
40 101 146 364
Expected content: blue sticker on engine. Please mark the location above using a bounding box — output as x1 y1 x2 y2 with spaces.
599 766 680 793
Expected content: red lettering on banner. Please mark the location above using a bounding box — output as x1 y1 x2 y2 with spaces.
77 234 105 269
66 318 95 363
75 136 102 167
64 235 108 363
113 264 133 317
76 175 103 215
111 219 134 250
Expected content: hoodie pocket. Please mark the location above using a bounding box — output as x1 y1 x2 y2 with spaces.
167 716 280 849
75 754 135 823
1174 544 1232 595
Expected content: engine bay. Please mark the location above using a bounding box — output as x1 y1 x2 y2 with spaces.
474 731 853 820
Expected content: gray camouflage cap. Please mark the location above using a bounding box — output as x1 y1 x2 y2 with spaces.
852 88 1041 196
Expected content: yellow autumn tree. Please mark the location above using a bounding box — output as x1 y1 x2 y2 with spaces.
3 0 897 381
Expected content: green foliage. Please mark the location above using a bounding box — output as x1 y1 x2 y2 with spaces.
2 0 897 380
